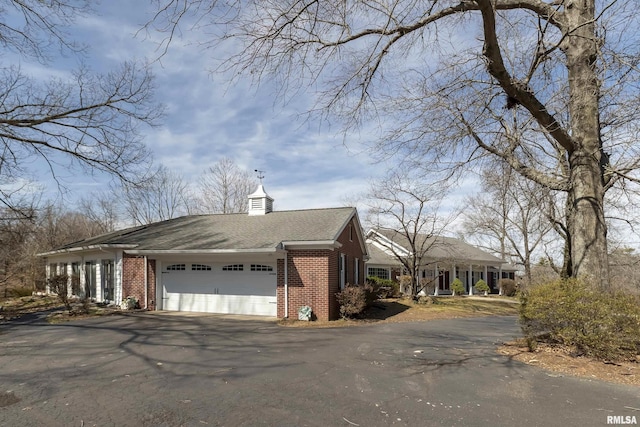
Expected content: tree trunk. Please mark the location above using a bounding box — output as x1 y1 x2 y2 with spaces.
564 0 609 290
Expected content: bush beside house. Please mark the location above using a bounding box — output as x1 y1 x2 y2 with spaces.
499 278 518 296
451 278 465 296
475 279 490 295
519 279 640 361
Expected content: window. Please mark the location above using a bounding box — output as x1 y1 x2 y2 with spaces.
251 264 273 272
71 263 81 295
349 224 353 241
367 267 390 281
166 264 186 271
85 261 97 299
101 260 114 302
191 264 212 271
222 264 244 271
354 258 359 284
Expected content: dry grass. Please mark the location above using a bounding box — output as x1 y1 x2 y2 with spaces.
0 295 62 321
499 339 640 386
0 295 121 323
278 296 519 328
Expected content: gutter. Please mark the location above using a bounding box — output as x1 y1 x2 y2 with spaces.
279 240 342 250
38 244 137 257
125 248 286 255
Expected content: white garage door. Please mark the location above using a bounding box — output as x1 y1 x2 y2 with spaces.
162 262 277 316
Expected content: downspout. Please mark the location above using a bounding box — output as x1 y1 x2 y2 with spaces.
144 255 148 310
284 249 289 318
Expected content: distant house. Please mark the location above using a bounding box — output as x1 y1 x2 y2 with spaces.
365 229 517 295
39 185 368 321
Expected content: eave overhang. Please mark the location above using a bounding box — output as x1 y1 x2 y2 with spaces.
38 244 138 257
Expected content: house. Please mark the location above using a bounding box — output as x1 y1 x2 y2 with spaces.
365 229 517 295
39 185 368 321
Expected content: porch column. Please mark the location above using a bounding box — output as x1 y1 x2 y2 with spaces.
451 263 456 286
66 264 73 298
434 263 439 296
468 264 473 295
498 266 503 295
484 265 488 283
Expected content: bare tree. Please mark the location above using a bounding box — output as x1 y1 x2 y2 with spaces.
0 207 39 295
121 165 192 225
462 162 553 285
1 1 161 220
196 158 258 214
0 200 110 295
149 0 640 290
365 171 455 296
78 191 121 234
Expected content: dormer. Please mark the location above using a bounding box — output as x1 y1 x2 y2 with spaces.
247 184 274 215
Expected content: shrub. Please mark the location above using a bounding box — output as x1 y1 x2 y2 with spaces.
475 279 490 295
367 276 399 298
9 286 33 298
519 279 640 361
335 285 367 319
398 275 413 295
419 278 436 296
48 274 72 313
499 278 517 297
451 278 465 296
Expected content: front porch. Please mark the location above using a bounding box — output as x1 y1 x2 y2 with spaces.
416 263 517 296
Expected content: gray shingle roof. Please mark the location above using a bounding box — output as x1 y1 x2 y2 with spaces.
368 230 505 265
54 207 357 252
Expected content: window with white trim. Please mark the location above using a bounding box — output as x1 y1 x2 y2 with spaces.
191 264 212 271
250 264 273 272
354 258 359 284
222 264 244 271
367 267 390 280
166 264 186 271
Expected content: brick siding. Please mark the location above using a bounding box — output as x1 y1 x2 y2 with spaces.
277 249 332 320
122 254 156 310
277 216 367 321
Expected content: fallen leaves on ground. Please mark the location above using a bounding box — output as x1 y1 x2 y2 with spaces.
499 340 639 386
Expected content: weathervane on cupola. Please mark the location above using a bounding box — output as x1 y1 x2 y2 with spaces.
248 169 273 215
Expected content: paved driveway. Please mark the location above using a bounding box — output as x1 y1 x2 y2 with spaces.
0 313 638 426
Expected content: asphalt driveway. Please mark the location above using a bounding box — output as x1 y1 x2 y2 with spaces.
0 313 638 426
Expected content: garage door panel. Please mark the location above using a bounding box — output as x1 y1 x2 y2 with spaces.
163 273 218 294
164 293 276 316
162 262 277 316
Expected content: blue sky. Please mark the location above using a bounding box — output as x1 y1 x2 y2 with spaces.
31 1 394 211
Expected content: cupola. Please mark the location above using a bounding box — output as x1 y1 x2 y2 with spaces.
247 184 274 215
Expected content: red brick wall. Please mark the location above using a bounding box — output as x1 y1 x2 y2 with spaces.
147 259 156 310
276 216 367 321
277 249 332 321
122 254 156 310
336 218 367 286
